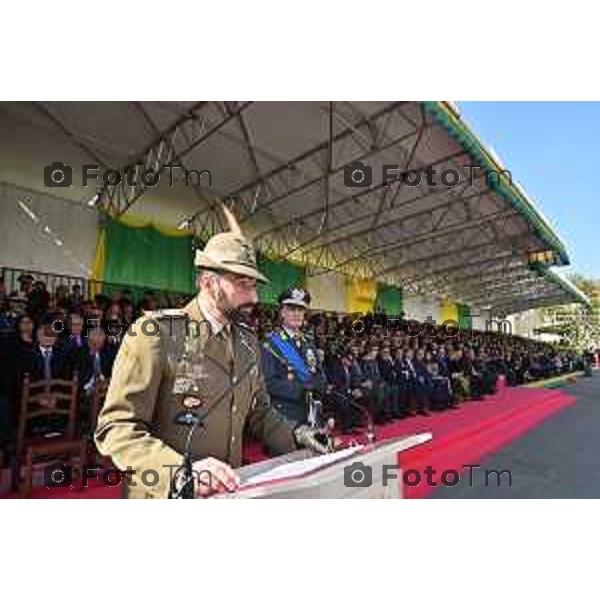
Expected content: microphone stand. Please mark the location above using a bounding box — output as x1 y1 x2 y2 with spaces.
329 390 376 446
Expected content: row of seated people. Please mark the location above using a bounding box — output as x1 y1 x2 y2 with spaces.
0 314 118 452
306 313 584 385
0 279 174 467
256 308 585 434
0 274 159 324
303 342 499 433
0 288 587 463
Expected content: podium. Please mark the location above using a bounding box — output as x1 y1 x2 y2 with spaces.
216 433 432 499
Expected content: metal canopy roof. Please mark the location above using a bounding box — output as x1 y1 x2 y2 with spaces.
0 100 589 314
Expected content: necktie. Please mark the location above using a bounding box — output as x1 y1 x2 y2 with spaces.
93 352 102 377
43 348 52 380
408 359 416 377
218 326 234 374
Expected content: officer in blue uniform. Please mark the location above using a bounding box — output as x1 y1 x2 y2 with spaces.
261 287 325 425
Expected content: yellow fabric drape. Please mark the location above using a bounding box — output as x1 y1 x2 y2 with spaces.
440 299 459 323
306 272 347 313
346 277 377 314
115 212 195 238
90 227 106 298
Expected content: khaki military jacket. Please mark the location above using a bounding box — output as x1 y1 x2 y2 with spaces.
95 297 296 498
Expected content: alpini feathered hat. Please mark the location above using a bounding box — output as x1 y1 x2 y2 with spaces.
194 204 268 283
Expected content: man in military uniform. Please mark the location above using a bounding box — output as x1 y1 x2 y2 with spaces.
261 287 326 425
95 207 328 499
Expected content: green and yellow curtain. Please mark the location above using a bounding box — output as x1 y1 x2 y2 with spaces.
374 283 403 316
90 216 439 319
440 299 459 323
346 277 377 314
92 215 196 295
257 254 306 305
440 300 471 328
457 303 471 329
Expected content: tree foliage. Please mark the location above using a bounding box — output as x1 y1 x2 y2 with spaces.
539 274 600 350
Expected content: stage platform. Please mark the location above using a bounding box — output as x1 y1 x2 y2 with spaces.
0 385 576 499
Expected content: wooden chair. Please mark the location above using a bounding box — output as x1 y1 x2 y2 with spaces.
13 374 86 497
84 378 109 465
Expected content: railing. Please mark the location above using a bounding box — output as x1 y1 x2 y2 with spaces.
1 266 194 309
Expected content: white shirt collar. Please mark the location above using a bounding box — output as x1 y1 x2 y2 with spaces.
282 325 301 339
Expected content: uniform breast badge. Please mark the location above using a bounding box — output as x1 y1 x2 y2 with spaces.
172 328 208 424
306 348 317 374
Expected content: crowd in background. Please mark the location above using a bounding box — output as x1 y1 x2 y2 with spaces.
0 273 588 462
254 306 586 431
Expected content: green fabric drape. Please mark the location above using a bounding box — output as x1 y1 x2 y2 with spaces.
103 218 196 294
257 254 306 305
457 303 471 330
374 283 403 316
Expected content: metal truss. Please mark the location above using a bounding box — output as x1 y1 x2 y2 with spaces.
370 230 533 283
371 209 517 282
459 274 544 305
31 102 113 171
420 255 533 296
295 167 492 264
189 101 415 229
493 294 575 316
407 229 535 289
491 291 570 314
43 98 574 314
181 102 500 283
280 177 492 276
412 254 523 296
97 101 252 218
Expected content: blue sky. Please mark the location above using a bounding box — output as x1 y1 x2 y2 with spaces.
458 102 600 279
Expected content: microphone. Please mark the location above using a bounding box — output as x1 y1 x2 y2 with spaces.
305 389 324 429
170 344 262 499
325 417 336 452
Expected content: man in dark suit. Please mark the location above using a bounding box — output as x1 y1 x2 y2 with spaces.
378 345 404 418
20 318 73 436
401 348 430 415
360 344 390 423
29 321 71 382
75 326 117 436
437 346 451 378
348 343 388 424
76 327 117 393
327 349 360 433
412 349 432 415
64 312 86 354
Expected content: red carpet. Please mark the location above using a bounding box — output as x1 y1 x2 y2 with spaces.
1 386 575 499
397 387 575 498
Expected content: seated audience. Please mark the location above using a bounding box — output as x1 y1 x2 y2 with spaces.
0 270 588 470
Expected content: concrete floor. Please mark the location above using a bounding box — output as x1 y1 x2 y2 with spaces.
431 375 599 499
